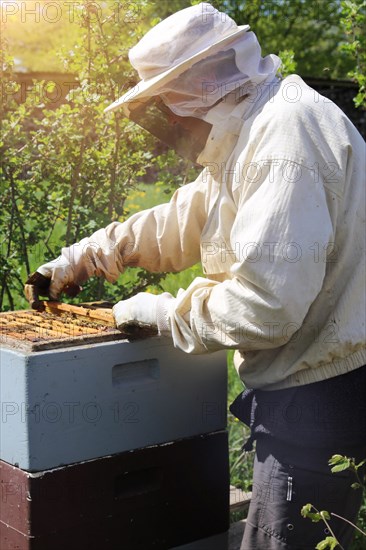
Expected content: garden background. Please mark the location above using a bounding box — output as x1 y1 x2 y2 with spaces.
1 1 365 547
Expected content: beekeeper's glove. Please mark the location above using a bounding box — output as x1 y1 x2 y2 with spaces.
24 235 101 310
113 292 174 334
25 255 81 310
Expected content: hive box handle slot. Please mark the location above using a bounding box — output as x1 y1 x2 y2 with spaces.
114 466 162 499
112 359 160 388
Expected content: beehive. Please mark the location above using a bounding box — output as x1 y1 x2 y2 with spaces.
0 305 227 471
0 431 229 550
0 302 136 351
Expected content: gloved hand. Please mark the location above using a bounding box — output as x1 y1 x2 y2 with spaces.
24 257 81 311
113 293 159 331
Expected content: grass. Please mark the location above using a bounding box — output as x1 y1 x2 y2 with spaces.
227 351 254 493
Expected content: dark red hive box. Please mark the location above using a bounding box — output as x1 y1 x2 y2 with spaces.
0 431 229 550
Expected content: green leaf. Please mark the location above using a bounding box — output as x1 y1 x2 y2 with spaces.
301 504 322 522
320 510 331 521
329 455 351 472
331 462 351 473
328 455 345 465
316 536 340 550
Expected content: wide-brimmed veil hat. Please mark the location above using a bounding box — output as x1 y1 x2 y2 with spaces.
105 2 249 113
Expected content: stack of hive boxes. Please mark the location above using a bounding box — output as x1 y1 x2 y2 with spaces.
0 307 229 549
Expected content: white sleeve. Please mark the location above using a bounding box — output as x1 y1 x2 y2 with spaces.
157 160 334 353
60 171 217 284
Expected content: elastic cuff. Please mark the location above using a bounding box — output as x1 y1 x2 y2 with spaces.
156 292 176 334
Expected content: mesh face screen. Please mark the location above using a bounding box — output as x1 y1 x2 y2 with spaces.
127 96 212 165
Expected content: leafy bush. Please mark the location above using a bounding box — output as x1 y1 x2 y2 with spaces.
339 0 366 108
302 456 366 549
0 1 197 310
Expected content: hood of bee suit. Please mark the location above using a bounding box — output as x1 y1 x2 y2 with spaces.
105 2 251 113
105 3 281 166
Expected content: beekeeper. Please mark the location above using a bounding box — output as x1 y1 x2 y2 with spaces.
25 3 366 548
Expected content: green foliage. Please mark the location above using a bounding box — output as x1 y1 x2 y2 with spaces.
154 0 353 79
1 0 359 80
329 455 366 488
339 0 366 108
301 455 366 550
316 536 340 550
0 0 145 72
226 351 254 492
329 454 354 473
353 500 366 549
0 1 194 310
301 503 325 523
278 49 297 78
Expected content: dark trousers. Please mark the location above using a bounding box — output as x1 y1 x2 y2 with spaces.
240 438 365 549
231 365 366 550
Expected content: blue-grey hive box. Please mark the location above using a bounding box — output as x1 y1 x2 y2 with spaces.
0 307 227 472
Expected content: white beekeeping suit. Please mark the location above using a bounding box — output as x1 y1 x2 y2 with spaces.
27 2 365 392
25 5 366 548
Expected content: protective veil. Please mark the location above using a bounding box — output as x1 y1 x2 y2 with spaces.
122 34 280 166
105 3 281 166
159 32 280 119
